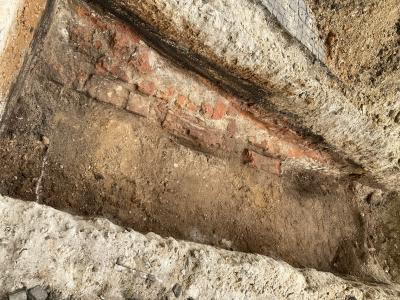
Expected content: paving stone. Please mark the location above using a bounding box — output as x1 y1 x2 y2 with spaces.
8 289 27 300
172 283 182 298
27 286 48 300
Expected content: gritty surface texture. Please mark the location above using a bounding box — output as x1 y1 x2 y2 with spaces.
95 0 400 189
2 0 400 285
308 0 399 84
307 0 400 167
1 195 400 300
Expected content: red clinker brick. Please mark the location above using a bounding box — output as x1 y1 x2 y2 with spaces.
201 102 213 118
126 93 149 117
212 100 227 120
137 80 156 96
175 95 187 109
72 3 107 30
249 137 292 159
69 25 94 49
162 110 224 151
243 150 281 175
73 3 91 18
111 65 129 82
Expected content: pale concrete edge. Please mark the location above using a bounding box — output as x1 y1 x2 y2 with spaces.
0 194 399 299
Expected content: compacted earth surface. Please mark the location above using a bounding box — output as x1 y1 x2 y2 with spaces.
1 0 400 292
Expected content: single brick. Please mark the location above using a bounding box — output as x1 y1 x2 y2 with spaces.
111 22 140 50
249 136 326 163
212 100 227 120
111 65 130 82
126 93 150 117
137 80 156 96
243 149 281 175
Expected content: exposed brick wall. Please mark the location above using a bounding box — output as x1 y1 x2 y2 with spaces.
45 1 333 175
260 0 325 61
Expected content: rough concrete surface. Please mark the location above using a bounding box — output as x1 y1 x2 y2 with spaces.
0 194 399 300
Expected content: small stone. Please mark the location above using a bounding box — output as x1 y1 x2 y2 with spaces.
172 283 182 298
8 289 27 300
42 136 50 146
27 286 48 300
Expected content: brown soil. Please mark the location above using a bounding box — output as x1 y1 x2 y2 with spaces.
0 69 362 273
309 0 400 86
1 0 400 285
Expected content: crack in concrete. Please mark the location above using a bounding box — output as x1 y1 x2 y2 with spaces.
35 146 49 203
